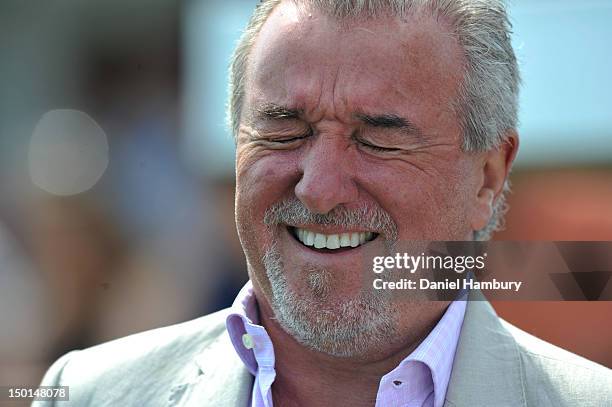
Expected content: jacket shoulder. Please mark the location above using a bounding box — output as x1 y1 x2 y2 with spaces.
501 320 612 406
35 308 232 407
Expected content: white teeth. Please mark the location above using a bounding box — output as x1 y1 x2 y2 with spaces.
314 233 326 249
294 228 375 250
339 233 351 247
327 234 340 249
305 231 315 246
350 233 360 247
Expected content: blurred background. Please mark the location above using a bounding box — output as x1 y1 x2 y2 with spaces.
0 0 611 396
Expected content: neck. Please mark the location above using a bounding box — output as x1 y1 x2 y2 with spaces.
256 296 447 407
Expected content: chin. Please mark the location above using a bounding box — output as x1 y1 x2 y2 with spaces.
262 244 398 358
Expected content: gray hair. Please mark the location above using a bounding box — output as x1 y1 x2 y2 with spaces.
228 0 520 240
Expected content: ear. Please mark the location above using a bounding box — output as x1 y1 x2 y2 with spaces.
470 130 520 232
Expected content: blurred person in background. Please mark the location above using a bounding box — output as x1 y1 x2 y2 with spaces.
0 1 247 400
27 196 125 357
0 217 50 388
35 1 611 407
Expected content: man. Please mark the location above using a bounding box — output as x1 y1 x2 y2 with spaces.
37 0 611 406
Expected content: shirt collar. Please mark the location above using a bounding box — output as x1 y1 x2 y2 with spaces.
226 281 270 376
390 296 466 407
226 280 466 407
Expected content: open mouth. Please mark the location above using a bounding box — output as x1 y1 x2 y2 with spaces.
288 226 378 252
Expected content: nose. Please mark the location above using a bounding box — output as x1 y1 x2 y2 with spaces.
295 136 359 214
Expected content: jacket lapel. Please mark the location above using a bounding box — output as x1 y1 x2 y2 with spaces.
444 291 526 407
169 331 253 407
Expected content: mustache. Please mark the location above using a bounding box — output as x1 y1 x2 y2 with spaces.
263 197 398 242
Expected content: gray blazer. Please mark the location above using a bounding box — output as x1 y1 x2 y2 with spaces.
34 293 611 406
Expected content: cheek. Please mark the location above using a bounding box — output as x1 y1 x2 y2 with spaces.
235 149 300 246
359 160 472 239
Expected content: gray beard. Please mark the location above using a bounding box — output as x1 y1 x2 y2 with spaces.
262 244 398 358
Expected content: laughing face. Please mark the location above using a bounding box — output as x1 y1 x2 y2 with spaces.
234 3 494 357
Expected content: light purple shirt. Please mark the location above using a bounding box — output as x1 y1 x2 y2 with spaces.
226 281 466 407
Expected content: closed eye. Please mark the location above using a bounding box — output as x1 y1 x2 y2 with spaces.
357 138 400 152
266 129 313 145
273 135 309 143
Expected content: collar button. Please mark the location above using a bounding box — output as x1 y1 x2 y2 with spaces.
242 333 255 350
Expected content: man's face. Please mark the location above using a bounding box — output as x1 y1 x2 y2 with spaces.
235 3 485 356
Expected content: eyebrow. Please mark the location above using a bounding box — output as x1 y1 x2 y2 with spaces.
252 103 301 121
250 104 424 139
355 112 424 139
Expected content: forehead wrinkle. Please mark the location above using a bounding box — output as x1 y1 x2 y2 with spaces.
329 62 349 124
